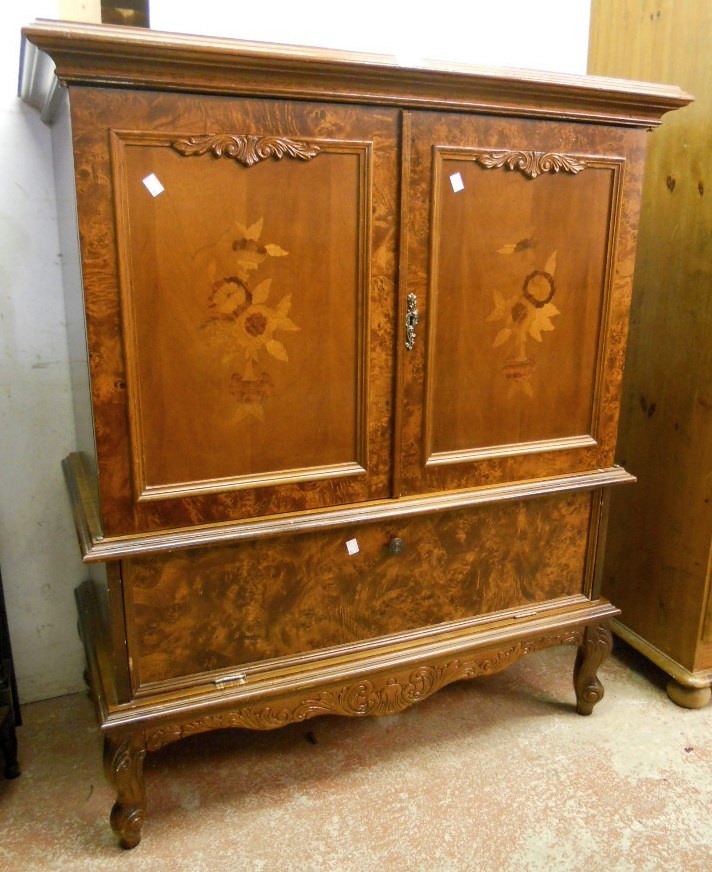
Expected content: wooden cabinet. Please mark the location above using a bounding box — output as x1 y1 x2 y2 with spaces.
19 20 690 847
589 0 712 709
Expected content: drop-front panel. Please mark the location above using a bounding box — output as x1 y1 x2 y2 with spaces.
126 491 595 693
19 19 690 849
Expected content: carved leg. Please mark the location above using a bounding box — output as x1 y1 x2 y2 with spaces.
104 733 147 849
573 622 613 715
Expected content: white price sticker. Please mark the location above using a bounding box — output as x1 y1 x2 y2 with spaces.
345 538 360 556
142 173 165 197
450 172 464 193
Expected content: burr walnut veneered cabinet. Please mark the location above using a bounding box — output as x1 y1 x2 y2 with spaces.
19 21 690 848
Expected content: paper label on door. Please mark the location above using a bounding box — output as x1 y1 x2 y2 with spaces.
450 172 465 193
142 173 165 197
345 538 360 556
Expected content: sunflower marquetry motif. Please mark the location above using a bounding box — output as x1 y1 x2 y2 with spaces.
171 134 321 167
475 150 587 178
203 217 298 422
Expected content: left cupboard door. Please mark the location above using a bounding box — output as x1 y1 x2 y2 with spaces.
69 88 400 537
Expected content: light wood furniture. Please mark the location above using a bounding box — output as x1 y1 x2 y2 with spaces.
589 0 712 709
19 20 690 847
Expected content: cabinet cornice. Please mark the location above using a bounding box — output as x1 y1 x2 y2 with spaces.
20 20 692 128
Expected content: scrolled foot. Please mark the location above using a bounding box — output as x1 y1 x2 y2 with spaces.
574 622 613 716
110 800 144 849
104 733 147 849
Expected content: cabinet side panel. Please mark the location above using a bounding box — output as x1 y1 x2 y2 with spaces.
125 491 594 687
52 90 98 484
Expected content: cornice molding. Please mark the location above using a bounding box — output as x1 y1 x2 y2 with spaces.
20 20 693 128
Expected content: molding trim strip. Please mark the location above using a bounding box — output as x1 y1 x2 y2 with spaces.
20 21 693 129
63 452 635 561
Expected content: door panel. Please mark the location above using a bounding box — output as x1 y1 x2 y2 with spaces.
113 132 370 499
400 112 642 495
71 89 399 535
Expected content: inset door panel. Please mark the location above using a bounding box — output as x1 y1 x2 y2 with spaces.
112 132 371 498
70 88 399 534
400 113 641 494
428 147 617 458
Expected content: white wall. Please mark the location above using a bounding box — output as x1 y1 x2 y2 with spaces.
0 0 90 703
150 1 592 74
1 1 591 703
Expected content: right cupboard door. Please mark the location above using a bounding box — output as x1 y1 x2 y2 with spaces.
398 111 645 496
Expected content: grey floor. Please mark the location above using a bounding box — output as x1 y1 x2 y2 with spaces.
0 640 710 871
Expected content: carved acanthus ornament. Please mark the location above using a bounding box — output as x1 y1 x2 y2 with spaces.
145 627 586 751
475 150 587 179
171 134 321 167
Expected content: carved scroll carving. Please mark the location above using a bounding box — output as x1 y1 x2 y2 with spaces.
171 134 321 167
573 622 613 715
475 150 587 179
145 627 586 751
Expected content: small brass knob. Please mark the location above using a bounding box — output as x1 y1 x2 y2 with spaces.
388 537 405 555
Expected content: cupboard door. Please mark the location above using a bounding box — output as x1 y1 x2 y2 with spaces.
399 112 645 495
71 89 399 536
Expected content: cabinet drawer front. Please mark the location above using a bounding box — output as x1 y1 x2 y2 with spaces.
70 87 399 537
124 490 597 692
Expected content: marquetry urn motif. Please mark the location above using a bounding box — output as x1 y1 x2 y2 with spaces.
19 18 691 850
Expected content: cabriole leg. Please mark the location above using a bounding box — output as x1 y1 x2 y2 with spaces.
104 733 147 849
574 622 613 715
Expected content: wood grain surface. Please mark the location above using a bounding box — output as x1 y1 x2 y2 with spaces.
399 111 648 496
70 87 399 536
590 0 712 679
125 491 594 688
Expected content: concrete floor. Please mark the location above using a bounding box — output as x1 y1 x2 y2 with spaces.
0 641 710 871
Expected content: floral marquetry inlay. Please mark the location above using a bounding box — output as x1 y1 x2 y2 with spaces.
487 247 561 398
475 150 587 179
171 134 321 167
203 217 299 422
